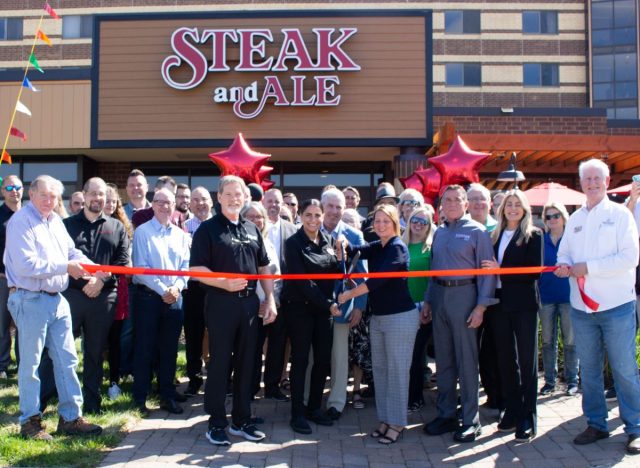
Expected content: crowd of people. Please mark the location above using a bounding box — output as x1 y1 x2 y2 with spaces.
1 158 640 454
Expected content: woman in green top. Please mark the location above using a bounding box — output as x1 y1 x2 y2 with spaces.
402 205 436 412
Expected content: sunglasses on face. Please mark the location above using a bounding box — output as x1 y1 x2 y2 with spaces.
410 217 429 226
402 200 420 206
3 185 22 192
545 213 562 221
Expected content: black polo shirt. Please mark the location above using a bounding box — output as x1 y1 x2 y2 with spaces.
190 213 269 293
63 211 130 290
281 228 340 311
0 203 17 274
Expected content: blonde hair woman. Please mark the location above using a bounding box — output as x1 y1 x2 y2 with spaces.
402 206 436 412
482 189 543 442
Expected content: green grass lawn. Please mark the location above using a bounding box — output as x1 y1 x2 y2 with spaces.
0 340 187 467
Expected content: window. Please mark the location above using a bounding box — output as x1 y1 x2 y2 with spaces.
523 63 559 86
444 11 481 34
62 15 93 39
523 11 558 34
0 18 23 40
445 63 481 87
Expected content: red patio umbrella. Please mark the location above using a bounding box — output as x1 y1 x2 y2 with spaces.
523 182 586 206
607 183 631 196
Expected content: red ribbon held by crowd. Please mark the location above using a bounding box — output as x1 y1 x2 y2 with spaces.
81 264 600 311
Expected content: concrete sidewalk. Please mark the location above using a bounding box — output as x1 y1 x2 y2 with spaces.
100 383 640 467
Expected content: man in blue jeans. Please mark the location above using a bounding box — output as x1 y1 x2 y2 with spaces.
5 175 103 440
556 159 640 454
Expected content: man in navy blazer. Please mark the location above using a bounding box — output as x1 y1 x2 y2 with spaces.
321 188 367 420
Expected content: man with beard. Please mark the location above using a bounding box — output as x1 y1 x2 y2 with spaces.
176 183 193 225
124 169 150 220
190 176 277 445
261 188 297 402
59 177 130 414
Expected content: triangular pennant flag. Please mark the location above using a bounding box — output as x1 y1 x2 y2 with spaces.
36 29 52 47
44 2 61 20
1 151 12 164
10 127 27 142
29 53 44 73
22 77 39 92
16 100 31 116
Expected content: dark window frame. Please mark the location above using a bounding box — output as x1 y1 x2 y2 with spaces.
523 63 560 87
444 10 481 34
522 11 558 35
445 63 482 87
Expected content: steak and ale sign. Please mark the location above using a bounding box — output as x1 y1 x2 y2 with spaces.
160 27 361 119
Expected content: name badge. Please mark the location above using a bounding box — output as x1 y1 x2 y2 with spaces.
602 219 615 226
326 248 335 256
574 226 582 233
247 234 258 241
455 234 470 241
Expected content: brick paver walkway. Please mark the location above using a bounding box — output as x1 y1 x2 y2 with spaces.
100 383 640 467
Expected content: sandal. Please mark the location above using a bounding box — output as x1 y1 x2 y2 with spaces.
352 391 365 410
369 422 389 438
378 426 404 445
279 378 290 391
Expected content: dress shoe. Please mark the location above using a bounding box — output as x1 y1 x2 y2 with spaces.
574 426 609 445
173 392 189 402
627 434 640 454
160 399 184 414
290 416 312 434
306 408 333 426
453 424 481 443
497 411 516 433
184 377 203 396
515 419 535 442
326 407 341 421
135 403 151 418
423 417 459 435
265 389 290 402
539 383 555 395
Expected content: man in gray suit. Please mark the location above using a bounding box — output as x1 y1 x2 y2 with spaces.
261 189 297 401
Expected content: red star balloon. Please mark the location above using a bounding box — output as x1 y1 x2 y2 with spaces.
399 171 424 193
414 166 442 203
209 133 272 185
256 166 275 190
428 135 490 188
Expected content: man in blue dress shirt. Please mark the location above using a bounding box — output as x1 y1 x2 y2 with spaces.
5 175 103 440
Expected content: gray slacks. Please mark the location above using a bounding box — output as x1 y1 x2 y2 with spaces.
431 283 480 425
370 308 419 427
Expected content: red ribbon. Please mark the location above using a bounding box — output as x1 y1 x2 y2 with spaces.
81 264 598 311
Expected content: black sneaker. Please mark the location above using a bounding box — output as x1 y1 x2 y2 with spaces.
229 423 266 442
423 417 459 435
206 427 231 446
539 383 555 395
326 407 341 420
566 383 579 396
185 377 203 396
290 416 312 434
306 409 333 426
605 387 617 401
408 401 425 413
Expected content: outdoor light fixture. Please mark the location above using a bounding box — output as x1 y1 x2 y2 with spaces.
497 152 525 189
500 107 514 114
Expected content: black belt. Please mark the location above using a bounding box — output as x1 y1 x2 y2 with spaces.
137 284 159 295
434 278 476 287
209 287 256 298
9 287 57 296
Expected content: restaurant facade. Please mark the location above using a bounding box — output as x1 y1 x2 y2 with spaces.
0 1 638 208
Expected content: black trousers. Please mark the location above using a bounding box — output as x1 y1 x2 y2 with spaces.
489 302 539 428
252 307 287 395
203 291 259 429
408 323 432 405
65 287 117 412
182 280 206 381
132 288 183 403
283 301 333 418
107 319 124 384
478 315 503 409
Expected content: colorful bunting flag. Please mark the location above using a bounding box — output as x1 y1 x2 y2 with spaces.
22 77 39 92
15 100 32 117
29 53 44 73
44 2 61 20
1 151 12 164
10 127 27 142
36 29 52 47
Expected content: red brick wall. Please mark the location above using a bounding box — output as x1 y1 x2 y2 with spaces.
95 161 131 189
432 114 608 135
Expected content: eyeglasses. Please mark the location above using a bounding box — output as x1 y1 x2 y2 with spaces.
468 197 487 203
3 185 22 192
410 217 429 226
285 202 297 207
402 200 420 206
545 213 562 221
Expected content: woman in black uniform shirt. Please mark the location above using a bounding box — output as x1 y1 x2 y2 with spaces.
281 199 341 435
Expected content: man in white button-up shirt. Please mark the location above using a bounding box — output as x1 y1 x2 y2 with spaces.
556 159 640 454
